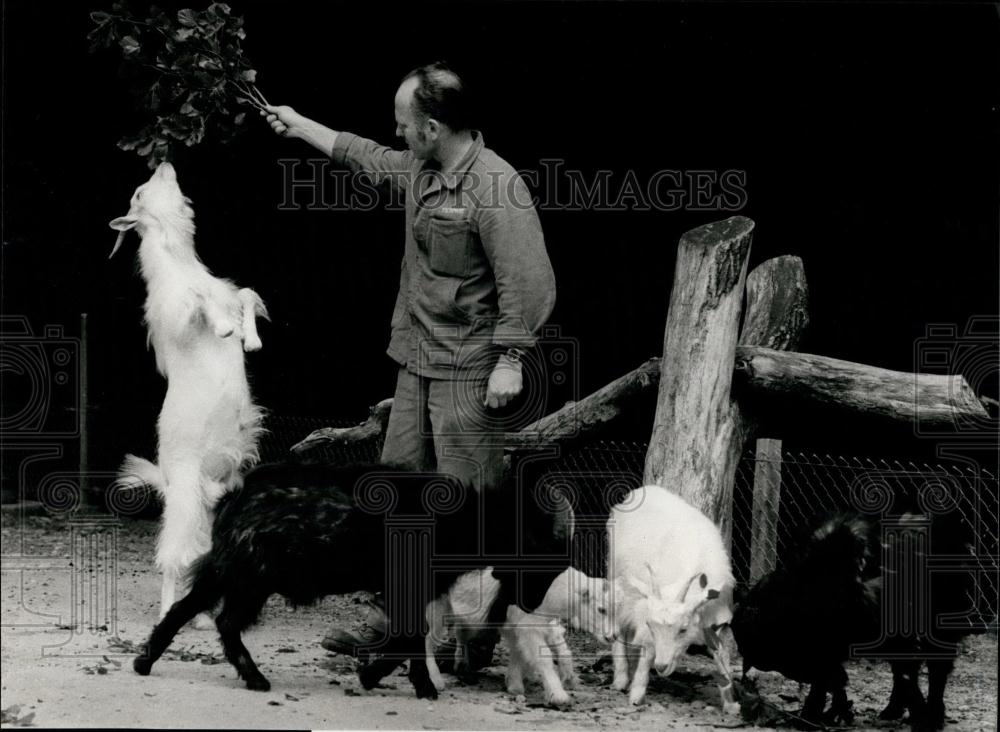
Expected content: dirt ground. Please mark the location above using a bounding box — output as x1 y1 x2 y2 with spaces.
2 512 997 730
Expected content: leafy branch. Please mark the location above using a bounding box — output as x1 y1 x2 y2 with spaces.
89 1 269 167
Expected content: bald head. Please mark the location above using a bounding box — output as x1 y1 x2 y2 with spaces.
400 62 472 132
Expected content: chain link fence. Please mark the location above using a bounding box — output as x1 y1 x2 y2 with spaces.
259 416 999 629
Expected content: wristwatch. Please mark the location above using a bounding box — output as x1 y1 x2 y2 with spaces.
505 347 525 364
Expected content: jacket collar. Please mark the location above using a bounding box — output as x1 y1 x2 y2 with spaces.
418 131 484 199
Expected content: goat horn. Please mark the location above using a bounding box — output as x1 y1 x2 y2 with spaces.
676 572 705 603
645 563 661 599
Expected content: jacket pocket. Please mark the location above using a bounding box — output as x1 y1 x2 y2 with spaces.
428 217 472 278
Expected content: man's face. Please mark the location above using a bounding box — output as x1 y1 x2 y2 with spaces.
395 78 435 159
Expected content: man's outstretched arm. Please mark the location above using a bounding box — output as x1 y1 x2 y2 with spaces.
262 105 339 155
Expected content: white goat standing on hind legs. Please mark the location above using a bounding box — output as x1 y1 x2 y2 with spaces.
109 162 268 629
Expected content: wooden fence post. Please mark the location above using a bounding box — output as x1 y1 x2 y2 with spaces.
643 216 755 516
749 438 782 583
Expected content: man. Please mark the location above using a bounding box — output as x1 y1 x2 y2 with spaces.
263 63 556 658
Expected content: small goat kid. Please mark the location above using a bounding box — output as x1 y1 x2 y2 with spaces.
110 162 267 626
608 486 739 713
425 567 614 706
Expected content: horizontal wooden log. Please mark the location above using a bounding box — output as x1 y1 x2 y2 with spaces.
504 358 662 450
290 398 393 455
290 348 988 456
734 346 990 427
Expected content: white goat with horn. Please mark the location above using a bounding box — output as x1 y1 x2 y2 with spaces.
110 162 268 628
608 486 740 713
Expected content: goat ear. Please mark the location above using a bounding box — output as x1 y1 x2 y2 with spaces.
109 216 138 231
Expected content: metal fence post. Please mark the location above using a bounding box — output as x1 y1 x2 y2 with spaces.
749 438 782 583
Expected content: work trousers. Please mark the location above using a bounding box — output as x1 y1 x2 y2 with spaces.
380 366 505 494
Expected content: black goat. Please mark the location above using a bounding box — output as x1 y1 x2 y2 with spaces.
732 510 980 730
132 460 572 698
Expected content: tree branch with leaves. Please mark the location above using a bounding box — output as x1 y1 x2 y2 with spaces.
89 1 269 167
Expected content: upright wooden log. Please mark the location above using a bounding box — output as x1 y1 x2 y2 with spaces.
749 438 782 583
714 256 809 539
643 216 755 516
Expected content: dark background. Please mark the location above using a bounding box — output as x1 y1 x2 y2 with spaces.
3 0 999 489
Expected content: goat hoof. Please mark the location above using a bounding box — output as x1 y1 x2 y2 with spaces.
879 703 906 721
823 703 854 726
358 664 382 691
245 676 271 692
628 691 646 706
133 656 153 676
413 681 438 700
547 693 572 709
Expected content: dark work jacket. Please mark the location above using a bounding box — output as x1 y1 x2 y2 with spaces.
331 130 556 379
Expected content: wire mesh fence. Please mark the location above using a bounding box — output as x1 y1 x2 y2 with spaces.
258 416 999 629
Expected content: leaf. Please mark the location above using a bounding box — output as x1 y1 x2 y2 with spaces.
177 9 198 28
185 120 206 146
119 35 140 56
240 69 256 83
208 3 232 17
174 27 195 42
234 112 245 125
90 10 111 24
136 140 155 157
196 55 223 72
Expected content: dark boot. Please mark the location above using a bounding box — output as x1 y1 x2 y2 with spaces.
321 598 387 656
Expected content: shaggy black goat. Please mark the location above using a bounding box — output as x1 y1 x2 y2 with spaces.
732 509 980 730
132 460 573 698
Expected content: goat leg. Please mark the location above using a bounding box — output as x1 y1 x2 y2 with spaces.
611 638 631 692
198 293 238 340
237 288 264 352
823 666 854 725
408 655 439 700
705 625 741 716
627 646 652 706
135 573 221 676
800 681 828 724
880 660 914 720
882 659 925 722
921 658 954 731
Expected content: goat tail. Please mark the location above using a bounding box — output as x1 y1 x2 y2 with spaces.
116 454 166 499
